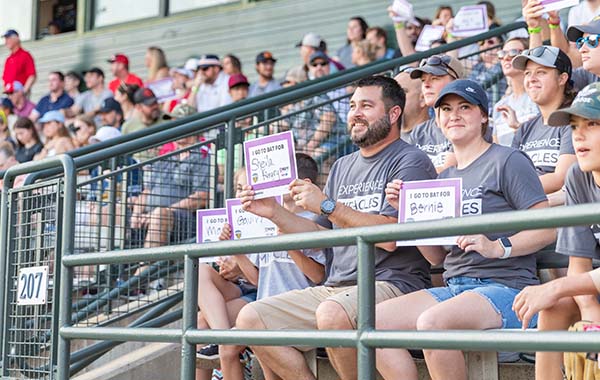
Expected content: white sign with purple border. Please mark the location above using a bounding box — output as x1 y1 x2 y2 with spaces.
196 208 228 262
415 25 446 52
540 0 578 12
397 178 462 246
452 5 489 38
226 197 280 240
244 131 297 199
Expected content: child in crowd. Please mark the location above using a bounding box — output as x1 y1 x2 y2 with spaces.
196 154 326 380
377 80 555 380
513 82 600 380
511 46 577 206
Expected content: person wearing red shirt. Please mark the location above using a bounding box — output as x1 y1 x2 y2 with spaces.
2 30 36 95
107 54 143 94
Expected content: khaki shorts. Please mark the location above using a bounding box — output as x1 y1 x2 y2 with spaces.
249 282 403 332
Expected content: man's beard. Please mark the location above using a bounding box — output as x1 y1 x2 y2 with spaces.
350 114 392 148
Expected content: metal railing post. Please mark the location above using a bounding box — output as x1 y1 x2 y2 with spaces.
225 118 237 199
180 255 199 380
106 157 118 251
356 237 376 380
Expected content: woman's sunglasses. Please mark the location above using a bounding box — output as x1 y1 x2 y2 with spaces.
576 35 600 49
497 49 522 59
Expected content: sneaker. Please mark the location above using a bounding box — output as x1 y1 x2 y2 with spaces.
148 279 166 295
197 344 219 360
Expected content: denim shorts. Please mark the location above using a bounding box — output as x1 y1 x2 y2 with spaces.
425 276 537 329
237 281 257 303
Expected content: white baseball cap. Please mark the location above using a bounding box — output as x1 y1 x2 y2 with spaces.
91 126 122 143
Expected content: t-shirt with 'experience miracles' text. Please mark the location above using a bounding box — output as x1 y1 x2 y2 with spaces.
318 138 437 293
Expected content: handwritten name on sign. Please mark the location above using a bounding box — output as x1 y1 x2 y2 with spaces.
226 197 281 240
244 131 297 199
452 5 488 37
397 178 462 246
196 208 228 262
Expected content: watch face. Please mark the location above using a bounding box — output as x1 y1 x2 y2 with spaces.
500 237 512 248
321 199 336 215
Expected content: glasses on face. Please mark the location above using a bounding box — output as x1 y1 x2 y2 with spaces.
419 55 459 79
576 35 600 49
479 38 499 46
497 49 523 59
311 61 328 68
200 66 213 72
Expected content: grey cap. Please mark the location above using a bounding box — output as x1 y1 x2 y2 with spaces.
548 82 600 126
512 46 572 79
409 55 464 79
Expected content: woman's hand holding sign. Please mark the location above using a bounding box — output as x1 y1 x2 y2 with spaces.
385 179 404 210
457 235 503 259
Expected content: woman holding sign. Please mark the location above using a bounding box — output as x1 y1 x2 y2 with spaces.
376 79 556 380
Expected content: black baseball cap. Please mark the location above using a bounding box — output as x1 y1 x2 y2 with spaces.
2 29 18 38
133 87 157 106
256 51 277 63
97 97 123 114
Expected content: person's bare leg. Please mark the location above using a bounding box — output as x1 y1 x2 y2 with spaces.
144 207 174 248
535 296 580 380
235 304 316 380
417 292 504 380
220 345 245 380
375 290 439 380
197 264 243 329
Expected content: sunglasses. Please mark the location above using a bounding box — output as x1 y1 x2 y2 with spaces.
575 35 600 49
479 38 499 46
419 55 459 79
497 49 522 59
311 61 328 67
200 66 214 72
521 46 571 74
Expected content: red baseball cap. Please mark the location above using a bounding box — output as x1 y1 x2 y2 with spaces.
228 73 249 89
107 54 129 66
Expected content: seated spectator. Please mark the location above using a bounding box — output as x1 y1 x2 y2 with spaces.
145 46 169 83
248 51 281 98
228 73 250 102
566 17 600 91
5 81 35 118
492 37 539 146
468 33 508 113
163 66 193 112
187 54 232 116
29 71 74 123
394 70 429 140
64 71 82 99
13 117 43 163
222 54 242 76
107 53 144 94
34 111 75 160
335 16 369 68
0 109 15 148
514 81 600 380
377 80 555 380
114 83 139 122
366 27 400 60
198 155 326 380
130 132 211 248
351 39 378 66
0 141 18 173
97 97 123 129
296 32 343 75
511 46 577 205
405 54 464 172
67 67 113 124
0 97 16 132
158 103 198 156
432 5 453 27
121 87 165 135
72 114 96 148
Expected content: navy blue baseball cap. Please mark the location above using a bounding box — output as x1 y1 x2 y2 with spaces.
97 97 123 114
2 29 18 38
434 79 488 110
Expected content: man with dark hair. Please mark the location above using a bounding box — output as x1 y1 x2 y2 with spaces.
29 71 74 122
97 98 124 129
67 67 113 123
366 26 401 60
236 75 437 380
107 53 144 94
122 87 164 135
249 51 281 97
2 29 36 95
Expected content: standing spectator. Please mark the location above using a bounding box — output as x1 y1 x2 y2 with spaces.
366 27 400 60
121 87 164 135
2 29 36 95
13 117 42 163
222 54 242 76
72 115 96 148
187 54 231 114
97 97 123 129
248 51 281 98
145 46 169 83
114 83 139 122
29 71 74 122
67 67 113 122
351 39 378 66
34 110 75 159
64 71 82 99
468 33 508 113
107 53 144 94
5 81 35 118
335 16 369 69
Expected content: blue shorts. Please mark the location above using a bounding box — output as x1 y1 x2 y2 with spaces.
425 276 537 329
237 281 257 303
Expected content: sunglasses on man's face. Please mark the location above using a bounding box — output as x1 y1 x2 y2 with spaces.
576 35 600 49
311 61 328 68
497 49 523 59
200 66 214 72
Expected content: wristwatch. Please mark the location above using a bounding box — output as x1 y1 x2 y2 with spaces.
320 198 337 217
498 237 512 259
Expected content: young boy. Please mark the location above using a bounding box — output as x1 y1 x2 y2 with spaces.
513 82 600 380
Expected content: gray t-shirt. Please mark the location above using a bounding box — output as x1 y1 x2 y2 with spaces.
556 164 600 260
405 118 452 168
251 212 326 300
319 138 437 293
511 114 574 175
248 79 282 98
439 144 547 289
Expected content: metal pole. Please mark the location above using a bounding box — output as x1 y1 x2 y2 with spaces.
106 157 118 252
356 237 375 380
224 118 236 199
180 255 199 380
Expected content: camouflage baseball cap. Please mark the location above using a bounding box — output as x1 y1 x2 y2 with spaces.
548 82 600 126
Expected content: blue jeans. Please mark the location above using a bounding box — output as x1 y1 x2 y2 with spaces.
425 276 537 329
